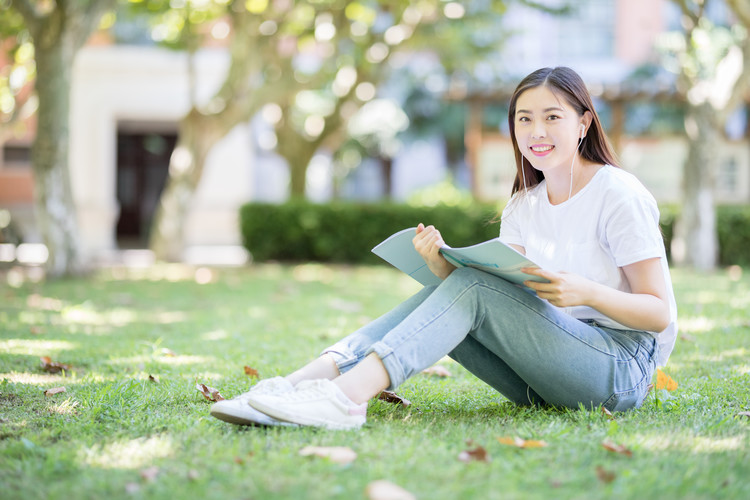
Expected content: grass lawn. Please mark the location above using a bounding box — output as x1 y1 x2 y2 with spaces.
1 262 749 499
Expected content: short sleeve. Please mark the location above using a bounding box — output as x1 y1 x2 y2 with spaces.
604 193 664 267
499 194 524 247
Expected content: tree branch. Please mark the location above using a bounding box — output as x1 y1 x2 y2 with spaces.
9 0 42 31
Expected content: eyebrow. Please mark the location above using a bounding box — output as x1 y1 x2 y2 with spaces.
516 106 565 114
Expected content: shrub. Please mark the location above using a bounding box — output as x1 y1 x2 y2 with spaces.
239 201 502 264
240 201 750 266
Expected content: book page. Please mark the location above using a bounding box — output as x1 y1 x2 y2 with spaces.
372 227 545 287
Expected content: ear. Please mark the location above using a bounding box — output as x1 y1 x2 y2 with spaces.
580 110 594 137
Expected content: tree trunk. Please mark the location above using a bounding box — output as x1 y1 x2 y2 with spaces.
673 103 719 270
30 33 82 276
149 110 221 261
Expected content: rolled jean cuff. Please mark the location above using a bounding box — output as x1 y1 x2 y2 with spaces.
320 344 360 375
367 341 407 392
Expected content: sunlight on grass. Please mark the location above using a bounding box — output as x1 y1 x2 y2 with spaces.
637 433 745 453
678 316 715 333
201 329 229 341
49 397 80 415
0 338 77 355
79 434 175 469
156 355 217 366
683 347 749 363
1 372 69 385
62 306 137 326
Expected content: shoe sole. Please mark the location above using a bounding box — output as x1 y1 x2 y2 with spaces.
210 405 298 427
247 398 365 431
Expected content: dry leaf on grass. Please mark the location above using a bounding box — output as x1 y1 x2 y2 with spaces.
244 365 259 378
299 446 357 465
421 365 452 378
365 480 417 500
195 382 224 402
147 374 158 383
40 356 72 374
601 440 633 457
655 368 678 391
378 390 411 407
596 465 616 483
497 436 548 448
601 407 614 420
736 411 750 419
458 441 491 463
44 386 66 397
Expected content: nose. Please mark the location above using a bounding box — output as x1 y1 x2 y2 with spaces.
531 119 546 139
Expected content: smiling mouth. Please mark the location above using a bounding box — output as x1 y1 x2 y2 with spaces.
530 145 554 155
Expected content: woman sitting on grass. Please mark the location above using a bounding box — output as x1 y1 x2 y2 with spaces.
210 66 678 430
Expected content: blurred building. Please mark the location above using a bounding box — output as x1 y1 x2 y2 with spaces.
1 0 748 263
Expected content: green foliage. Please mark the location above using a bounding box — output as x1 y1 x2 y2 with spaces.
240 201 502 263
658 205 750 266
716 205 750 266
242 201 750 267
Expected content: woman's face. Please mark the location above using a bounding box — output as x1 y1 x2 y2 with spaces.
514 85 583 174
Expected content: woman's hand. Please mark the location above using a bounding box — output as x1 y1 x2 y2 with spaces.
521 267 593 308
413 223 456 280
522 258 671 332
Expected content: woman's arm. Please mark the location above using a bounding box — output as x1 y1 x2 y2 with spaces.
521 257 670 332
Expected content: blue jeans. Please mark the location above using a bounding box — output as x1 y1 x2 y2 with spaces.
323 267 658 412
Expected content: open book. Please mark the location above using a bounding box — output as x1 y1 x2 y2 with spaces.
372 227 546 287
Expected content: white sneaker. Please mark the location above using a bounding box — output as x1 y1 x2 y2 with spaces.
246 379 367 430
210 376 298 427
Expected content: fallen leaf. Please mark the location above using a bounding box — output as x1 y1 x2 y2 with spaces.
196 382 224 402
601 407 614 420
147 374 158 383
243 365 259 378
655 369 678 391
160 348 176 357
299 446 357 465
458 441 491 463
736 411 750 419
596 465 616 483
44 386 67 397
421 365 452 378
365 479 417 500
378 390 411 407
601 440 633 457
187 469 200 481
30 326 44 335
679 333 696 343
139 466 159 482
40 356 72 374
234 456 245 465
497 436 548 448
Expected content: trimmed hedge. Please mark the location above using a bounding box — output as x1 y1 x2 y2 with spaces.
240 201 750 266
240 201 502 265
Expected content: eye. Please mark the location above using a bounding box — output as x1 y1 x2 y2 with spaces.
517 116 530 122
546 114 561 121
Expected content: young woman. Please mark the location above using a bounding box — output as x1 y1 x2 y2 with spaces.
210 66 678 430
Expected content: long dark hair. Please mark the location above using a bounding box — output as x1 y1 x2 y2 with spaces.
508 67 619 196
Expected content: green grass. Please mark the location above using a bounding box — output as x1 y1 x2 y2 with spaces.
1 263 748 500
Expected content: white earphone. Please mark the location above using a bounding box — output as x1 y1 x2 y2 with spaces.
579 124 586 139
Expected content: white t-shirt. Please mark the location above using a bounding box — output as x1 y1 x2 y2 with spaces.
499 165 678 366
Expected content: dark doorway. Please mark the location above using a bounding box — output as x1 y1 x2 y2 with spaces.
116 129 177 247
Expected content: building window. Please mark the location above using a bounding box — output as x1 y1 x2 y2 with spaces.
555 0 616 60
1 145 32 168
